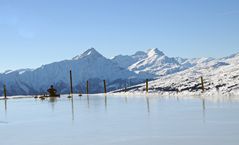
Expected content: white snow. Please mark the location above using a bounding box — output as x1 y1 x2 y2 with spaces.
114 52 239 96
0 48 150 95
1 47 238 96
128 48 183 76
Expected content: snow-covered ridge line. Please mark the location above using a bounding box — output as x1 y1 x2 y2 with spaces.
1 47 239 96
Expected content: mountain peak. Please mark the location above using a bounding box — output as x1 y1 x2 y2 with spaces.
82 48 100 56
73 48 103 60
147 48 164 57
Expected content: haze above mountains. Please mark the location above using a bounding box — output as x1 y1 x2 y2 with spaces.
0 48 238 96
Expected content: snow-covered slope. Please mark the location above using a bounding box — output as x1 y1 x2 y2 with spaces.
0 48 151 96
128 48 191 76
113 52 239 96
112 48 215 77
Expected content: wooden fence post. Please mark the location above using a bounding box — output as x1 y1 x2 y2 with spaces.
146 79 149 93
103 80 107 94
3 83 7 99
70 70 73 95
124 81 127 92
200 76 205 92
86 80 89 95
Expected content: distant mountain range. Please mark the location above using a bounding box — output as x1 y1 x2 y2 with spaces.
0 48 238 96
0 48 151 96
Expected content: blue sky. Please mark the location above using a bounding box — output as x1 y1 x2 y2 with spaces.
0 0 239 72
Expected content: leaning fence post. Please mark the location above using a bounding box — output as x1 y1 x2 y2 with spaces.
200 76 205 92
146 79 149 93
103 80 107 94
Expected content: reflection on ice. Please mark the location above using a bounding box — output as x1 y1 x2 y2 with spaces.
4 99 7 112
202 98 206 123
105 95 107 110
87 95 90 108
71 97 75 121
48 97 57 111
146 96 150 113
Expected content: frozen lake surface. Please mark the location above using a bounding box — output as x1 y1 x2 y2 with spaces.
1 95 239 145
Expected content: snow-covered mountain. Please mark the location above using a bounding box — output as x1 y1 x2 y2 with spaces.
129 48 184 76
112 48 220 78
0 48 151 96
113 52 239 96
112 48 202 77
1 47 238 96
